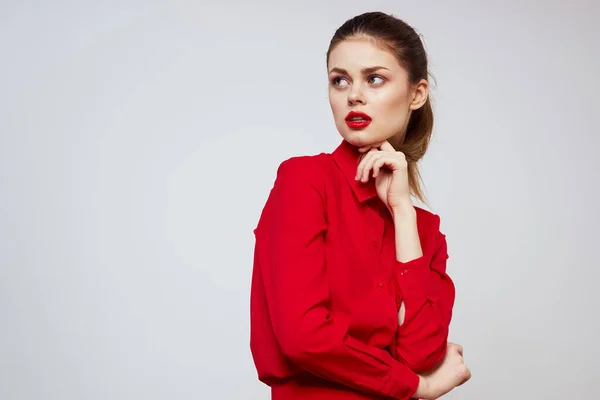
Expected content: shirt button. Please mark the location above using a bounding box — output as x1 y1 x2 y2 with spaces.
372 241 379 249
400 268 408 275
377 282 384 290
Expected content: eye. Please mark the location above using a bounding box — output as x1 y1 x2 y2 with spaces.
331 76 349 88
368 75 385 85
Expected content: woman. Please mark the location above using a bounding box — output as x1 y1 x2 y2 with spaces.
250 11 471 400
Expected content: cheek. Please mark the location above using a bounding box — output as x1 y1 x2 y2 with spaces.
377 89 408 111
329 92 346 118
374 91 410 123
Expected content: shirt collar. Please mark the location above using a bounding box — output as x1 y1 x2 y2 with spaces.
332 139 378 203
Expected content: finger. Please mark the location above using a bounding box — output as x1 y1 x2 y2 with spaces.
362 152 385 182
356 148 379 180
379 140 396 152
369 152 399 180
371 141 385 149
372 156 387 178
458 369 472 386
358 144 377 153
358 141 385 153
359 151 375 182
358 150 379 182
374 152 405 177
456 365 471 387
355 151 369 179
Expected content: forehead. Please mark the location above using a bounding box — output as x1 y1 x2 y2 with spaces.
328 38 401 72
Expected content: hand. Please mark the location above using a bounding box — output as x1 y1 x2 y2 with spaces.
355 141 411 212
415 342 471 399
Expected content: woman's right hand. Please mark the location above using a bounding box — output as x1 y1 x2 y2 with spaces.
414 342 471 399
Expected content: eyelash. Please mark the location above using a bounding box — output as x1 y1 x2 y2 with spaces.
330 75 385 87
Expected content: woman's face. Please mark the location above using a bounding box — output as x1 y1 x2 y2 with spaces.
327 37 428 148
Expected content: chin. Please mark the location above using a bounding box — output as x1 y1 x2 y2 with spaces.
339 128 383 148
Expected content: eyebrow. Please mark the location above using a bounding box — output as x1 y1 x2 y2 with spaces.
328 66 389 75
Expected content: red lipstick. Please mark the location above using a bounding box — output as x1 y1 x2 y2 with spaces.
345 111 372 129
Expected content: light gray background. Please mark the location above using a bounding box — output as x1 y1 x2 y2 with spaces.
1 1 599 399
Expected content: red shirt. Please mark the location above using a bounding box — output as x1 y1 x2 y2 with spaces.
250 140 456 400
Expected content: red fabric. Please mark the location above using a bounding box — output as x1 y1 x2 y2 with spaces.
250 140 456 400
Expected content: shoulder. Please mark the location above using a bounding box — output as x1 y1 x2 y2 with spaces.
275 153 330 187
255 154 329 233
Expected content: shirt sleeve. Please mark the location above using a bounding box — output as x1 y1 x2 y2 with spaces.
392 215 456 373
254 157 421 400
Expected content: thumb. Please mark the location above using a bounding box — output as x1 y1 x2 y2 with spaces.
358 141 384 153
379 140 396 152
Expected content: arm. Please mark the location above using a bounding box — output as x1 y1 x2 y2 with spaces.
390 203 456 373
254 159 425 400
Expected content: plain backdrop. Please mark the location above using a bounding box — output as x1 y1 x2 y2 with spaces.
1 1 599 399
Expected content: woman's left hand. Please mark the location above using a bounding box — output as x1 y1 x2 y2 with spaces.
355 140 411 212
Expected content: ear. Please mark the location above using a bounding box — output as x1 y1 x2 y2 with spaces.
409 78 429 110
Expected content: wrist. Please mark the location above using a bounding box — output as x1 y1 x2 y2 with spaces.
391 200 415 219
414 375 432 399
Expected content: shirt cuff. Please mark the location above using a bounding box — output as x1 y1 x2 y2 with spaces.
395 255 432 301
390 364 421 400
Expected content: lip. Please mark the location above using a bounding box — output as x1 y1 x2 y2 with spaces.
345 111 372 129
345 111 372 121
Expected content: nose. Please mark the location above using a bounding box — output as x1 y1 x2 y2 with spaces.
348 86 365 105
